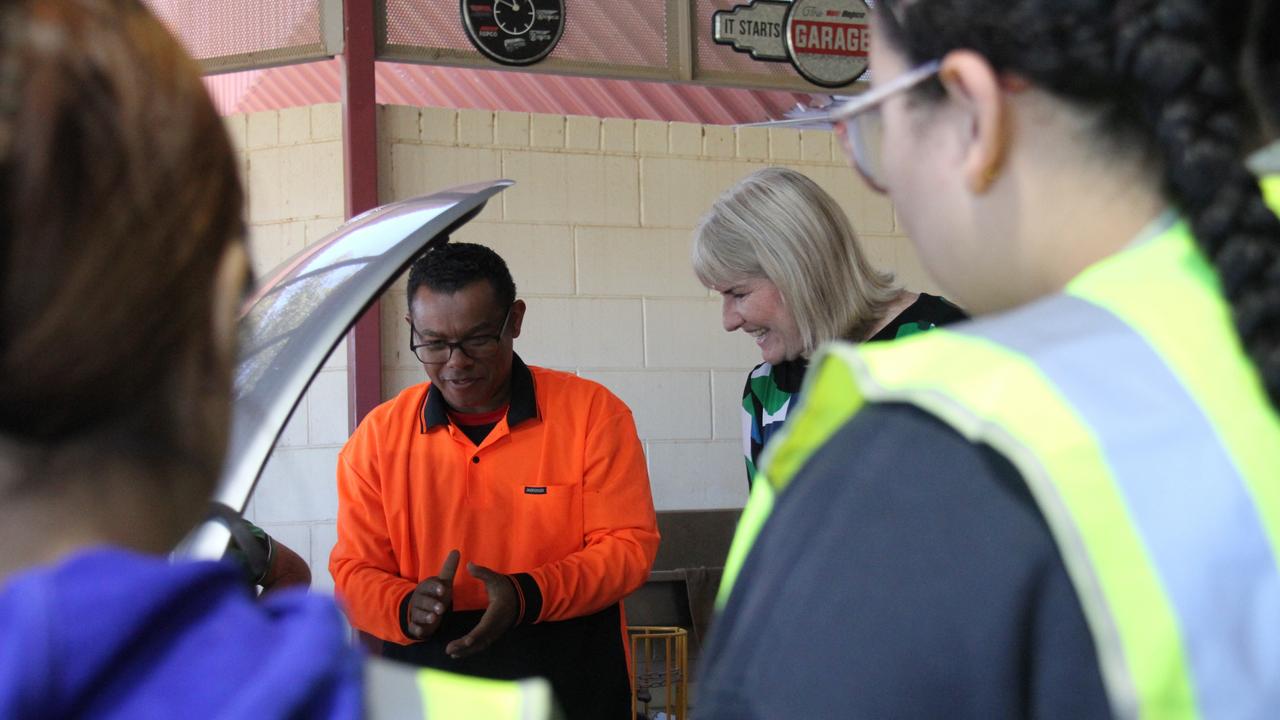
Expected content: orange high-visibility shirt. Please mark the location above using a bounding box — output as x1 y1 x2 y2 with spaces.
330 358 660 643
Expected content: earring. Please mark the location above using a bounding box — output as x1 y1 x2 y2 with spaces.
979 164 1000 191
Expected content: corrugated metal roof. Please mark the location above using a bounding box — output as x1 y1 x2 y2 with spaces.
203 60 821 125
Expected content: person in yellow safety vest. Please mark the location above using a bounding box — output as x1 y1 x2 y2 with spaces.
697 1 1280 718
0 2 553 718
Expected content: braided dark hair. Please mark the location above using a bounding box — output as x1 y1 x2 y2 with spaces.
877 0 1280 410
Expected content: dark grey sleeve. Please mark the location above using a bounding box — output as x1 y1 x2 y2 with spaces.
695 403 1112 720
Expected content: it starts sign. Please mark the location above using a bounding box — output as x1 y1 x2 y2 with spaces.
713 0 871 88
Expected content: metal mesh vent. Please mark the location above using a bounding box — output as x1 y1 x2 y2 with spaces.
145 0 337 74
380 0 671 77
381 0 473 52
380 0 669 73
379 0 856 92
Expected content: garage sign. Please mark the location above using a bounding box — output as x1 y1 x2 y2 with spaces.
713 0 871 88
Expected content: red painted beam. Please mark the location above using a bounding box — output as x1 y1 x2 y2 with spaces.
343 0 382 432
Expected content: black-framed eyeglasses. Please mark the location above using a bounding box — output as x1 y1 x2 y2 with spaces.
409 305 512 364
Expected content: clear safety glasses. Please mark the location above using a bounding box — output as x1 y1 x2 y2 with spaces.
747 60 941 193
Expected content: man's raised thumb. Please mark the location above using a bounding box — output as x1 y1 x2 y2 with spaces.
439 549 461 582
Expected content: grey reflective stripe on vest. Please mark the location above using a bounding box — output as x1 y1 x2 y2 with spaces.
519 679 559 720
365 657 427 719
960 293 1280 716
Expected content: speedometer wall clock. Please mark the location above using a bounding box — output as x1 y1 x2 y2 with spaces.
462 0 566 66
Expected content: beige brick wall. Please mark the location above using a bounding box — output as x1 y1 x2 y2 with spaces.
233 102 936 589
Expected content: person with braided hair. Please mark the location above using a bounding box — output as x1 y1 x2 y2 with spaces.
699 1 1280 717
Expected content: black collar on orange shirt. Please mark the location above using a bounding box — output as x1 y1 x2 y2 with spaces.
420 353 538 433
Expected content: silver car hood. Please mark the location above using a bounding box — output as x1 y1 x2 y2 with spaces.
175 179 513 560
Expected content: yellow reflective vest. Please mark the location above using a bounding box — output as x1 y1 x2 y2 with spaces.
719 186 1280 719
364 660 556 719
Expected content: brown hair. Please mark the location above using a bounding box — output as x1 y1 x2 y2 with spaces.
0 0 244 490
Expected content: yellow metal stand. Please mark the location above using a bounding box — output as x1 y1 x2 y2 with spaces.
628 626 688 720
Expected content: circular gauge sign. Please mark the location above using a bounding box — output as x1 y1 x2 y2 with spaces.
783 0 871 88
462 0 565 66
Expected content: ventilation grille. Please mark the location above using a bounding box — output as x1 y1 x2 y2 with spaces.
144 0 338 74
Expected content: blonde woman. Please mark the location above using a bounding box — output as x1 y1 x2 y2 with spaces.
692 167 965 483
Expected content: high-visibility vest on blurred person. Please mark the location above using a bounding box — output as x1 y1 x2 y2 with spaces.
365 661 556 719
717 208 1280 719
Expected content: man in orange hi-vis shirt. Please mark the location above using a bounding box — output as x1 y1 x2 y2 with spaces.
330 242 659 720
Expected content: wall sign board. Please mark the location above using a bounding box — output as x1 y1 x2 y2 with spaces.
713 0 870 88
712 0 790 61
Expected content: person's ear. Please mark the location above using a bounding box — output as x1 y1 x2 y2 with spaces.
938 50 1010 194
507 299 527 340
212 243 249 361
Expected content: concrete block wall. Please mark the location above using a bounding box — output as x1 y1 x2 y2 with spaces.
231 102 938 590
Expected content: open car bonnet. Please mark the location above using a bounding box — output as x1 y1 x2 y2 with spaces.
175 179 513 561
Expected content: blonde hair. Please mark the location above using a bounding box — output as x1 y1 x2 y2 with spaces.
692 167 898 354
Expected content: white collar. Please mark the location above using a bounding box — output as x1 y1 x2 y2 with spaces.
1248 140 1280 176
1127 208 1179 250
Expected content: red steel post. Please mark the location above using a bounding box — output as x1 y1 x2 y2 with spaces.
343 0 382 431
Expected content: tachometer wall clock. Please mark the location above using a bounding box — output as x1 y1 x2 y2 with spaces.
462 0 565 66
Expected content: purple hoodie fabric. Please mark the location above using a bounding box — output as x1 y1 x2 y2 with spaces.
0 548 363 718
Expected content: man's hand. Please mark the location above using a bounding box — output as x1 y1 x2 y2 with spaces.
405 549 460 641
445 562 519 658
258 536 312 597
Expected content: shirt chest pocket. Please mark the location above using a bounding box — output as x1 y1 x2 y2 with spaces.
508 482 584 559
